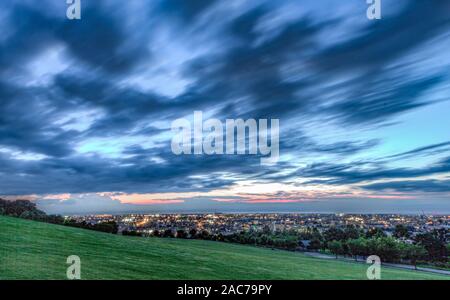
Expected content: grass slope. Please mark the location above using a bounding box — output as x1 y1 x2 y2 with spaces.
0 215 448 280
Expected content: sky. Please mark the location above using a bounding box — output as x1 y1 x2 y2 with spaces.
1 0 450 215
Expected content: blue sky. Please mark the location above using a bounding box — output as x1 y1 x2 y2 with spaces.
0 0 450 214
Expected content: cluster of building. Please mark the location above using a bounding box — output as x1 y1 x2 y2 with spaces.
67 213 450 236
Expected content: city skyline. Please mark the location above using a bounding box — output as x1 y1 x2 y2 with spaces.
1 0 450 214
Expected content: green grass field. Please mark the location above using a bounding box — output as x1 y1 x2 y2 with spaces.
0 215 448 280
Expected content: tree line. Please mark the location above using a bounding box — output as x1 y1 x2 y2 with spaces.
137 224 449 269
320 225 448 268
0 199 118 234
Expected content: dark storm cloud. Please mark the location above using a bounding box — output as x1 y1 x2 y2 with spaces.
279 128 379 156
316 0 450 72
314 0 450 126
39 1 450 133
0 1 142 158
53 74 171 136
0 1 149 75
0 80 75 157
0 145 261 195
57 7 149 74
384 141 450 160
326 73 446 125
0 3 55 73
180 9 325 120
158 0 219 24
49 5 324 136
298 156 450 186
175 0 450 127
1 0 450 197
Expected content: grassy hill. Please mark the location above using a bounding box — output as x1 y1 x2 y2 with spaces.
0 215 448 280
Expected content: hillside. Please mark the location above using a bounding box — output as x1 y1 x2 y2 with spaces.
0 215 447 280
